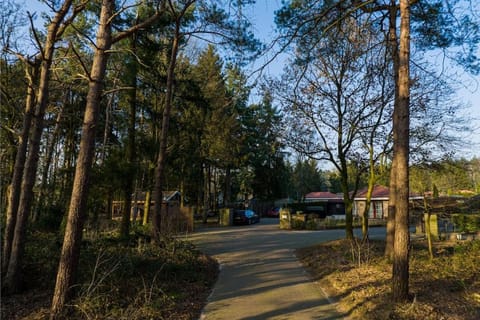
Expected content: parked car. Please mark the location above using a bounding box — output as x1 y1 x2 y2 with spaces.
266 207 280 218
233 209 260 225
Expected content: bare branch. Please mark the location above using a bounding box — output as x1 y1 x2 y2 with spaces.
69 42 92 81
27 11 44 59
55 0 88 40
102 86 136 96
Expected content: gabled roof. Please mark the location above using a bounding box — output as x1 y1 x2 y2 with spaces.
133 191 181 202
305 191 342 200
355 185 390 200
162 191 181 202
354 185 423 200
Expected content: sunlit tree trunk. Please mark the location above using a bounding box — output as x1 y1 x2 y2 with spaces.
143 189 151 225
385 0 399 259
3 0 74 294
50 1 114 316
362 151 375 242
50 2 163 314
424 194 434 260
392 0 411 303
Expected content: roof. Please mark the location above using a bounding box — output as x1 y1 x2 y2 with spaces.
162 191 181 202
305 191 342 200
354 185 424 201
132 191 181 202
355 185 390 200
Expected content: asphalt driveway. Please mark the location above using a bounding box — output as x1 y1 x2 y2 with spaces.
185 219 386 320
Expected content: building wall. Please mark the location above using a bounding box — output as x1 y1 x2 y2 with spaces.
353 200 388 219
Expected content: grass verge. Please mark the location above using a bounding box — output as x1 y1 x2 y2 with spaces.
297 238 480 319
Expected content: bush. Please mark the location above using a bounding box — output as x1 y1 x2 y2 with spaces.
3 230 218 320
35 204 64 232
290 218 305 230
451 214 480 233
305 219 319 230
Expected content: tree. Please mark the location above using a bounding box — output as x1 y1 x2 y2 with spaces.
391 0 411 302
191 44 233 221
151 0 260 238
51 1 163 316
152 0 193 240
119 28 140 238
2 0 82 294
0 0 30 271
1 58 39 273
247 90 287 201
276 11 392 239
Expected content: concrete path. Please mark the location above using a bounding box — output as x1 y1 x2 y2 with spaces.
185 219 386 320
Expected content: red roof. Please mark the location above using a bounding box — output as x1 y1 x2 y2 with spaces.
305 191 342 200
355 185 390 199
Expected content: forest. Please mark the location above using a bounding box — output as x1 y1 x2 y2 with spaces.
1 0 480 319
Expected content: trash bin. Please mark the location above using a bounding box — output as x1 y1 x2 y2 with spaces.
219 208 233 226
279 208 291 229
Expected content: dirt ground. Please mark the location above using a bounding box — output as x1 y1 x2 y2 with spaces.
297 238 480 320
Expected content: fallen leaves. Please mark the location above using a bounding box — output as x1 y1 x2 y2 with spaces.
297 238 480 320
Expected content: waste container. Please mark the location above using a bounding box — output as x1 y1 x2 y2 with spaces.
279 208 291 229
219 208 233 226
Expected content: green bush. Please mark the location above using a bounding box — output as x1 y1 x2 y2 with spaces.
35 204 64 232
451 214 480 233
305 219 318 230
290 218 305 230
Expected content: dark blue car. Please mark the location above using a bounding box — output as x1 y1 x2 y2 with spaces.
233 209 260 225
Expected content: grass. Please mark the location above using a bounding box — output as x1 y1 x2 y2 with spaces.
297 238 480 319
1 229 218 320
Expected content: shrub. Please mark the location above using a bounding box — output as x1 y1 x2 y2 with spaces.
451 214 480 233
290 218 305 230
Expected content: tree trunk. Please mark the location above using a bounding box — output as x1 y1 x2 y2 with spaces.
143 189 151 226
424 195 434 261
203 163 211 224
362 160 375 242
3 0 73 294
50 1 114 317
385 0 399 259
120 33 138 239
152 19 181 242
2 59 39 274
392 0 411 303
224 167 231 207
34 100 65 222
340 159 354 240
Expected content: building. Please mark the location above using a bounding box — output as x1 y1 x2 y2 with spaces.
353 185 423 219
304 191 345 217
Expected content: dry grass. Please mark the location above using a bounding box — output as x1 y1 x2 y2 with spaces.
1 232 219 320
297 238 480 319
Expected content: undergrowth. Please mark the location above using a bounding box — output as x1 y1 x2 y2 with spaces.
2 230 218 320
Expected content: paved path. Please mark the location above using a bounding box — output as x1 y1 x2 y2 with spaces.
184 219 387 320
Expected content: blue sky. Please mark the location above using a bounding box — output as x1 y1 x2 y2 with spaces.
249 0 480 159
18 0 480 158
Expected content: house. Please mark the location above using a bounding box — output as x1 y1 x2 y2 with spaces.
353 185 390 219
353 185 423 219
111 190 193 233
304 191 345 217
112 190 182 219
